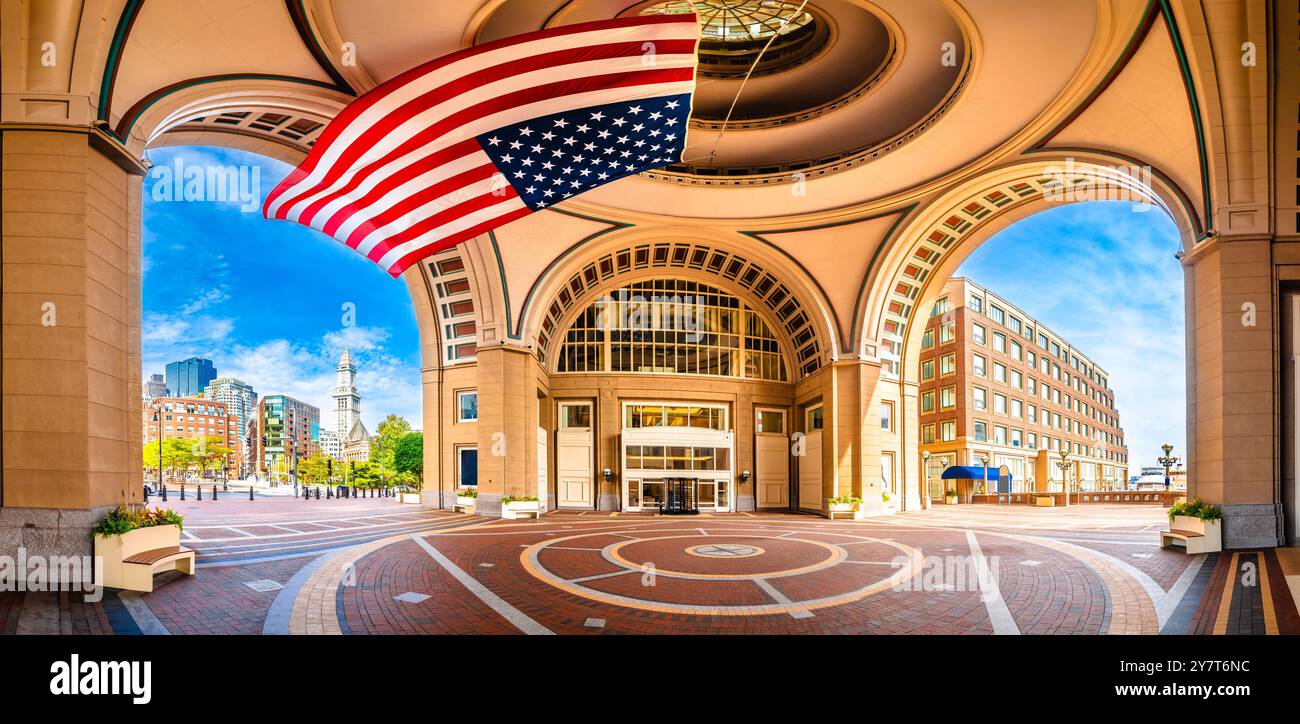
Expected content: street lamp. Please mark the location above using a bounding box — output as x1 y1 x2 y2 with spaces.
921 450 932 510
1157 443 1179 494
1056 450 1073 506
152 403 163 496
978 454 989 500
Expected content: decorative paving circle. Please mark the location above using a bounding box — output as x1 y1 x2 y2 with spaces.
686 543 764 558
605 535 839 579
520 527 923 617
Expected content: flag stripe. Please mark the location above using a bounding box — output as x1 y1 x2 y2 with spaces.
284 69 694 229
263 24 697 216
261 14 700 277
353 163 504 255
386 205 535 277
273 54 696 225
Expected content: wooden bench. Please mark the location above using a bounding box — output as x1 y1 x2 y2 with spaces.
120 546 195 593
1160 528 1210 554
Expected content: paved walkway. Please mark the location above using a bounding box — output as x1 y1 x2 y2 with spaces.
2 502 1295 635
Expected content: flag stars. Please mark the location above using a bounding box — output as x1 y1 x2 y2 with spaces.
484 94 690 212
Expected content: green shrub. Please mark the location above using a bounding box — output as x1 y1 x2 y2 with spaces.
457 487 478 498
92 505 185 538
1169 497 1221 522
502 495 539 504
826 495 862 505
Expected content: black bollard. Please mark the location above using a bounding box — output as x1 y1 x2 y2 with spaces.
211 485 217 501
181 484 186 501
161 485 168 502
196 485 202 501
249 485 255 501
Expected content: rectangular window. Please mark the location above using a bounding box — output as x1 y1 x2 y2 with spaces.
940 386 956 409
973 421 988 442
973 386 987 411
940 352 956 376
940 421 956 442
921 359 935 381
921 391 935 413
807 406 824 431
1011 428 1023 447
989 305 1005 325
922 424 936 444
993 332 1006 353
456 391 478 422
993 363 1006 383
1009 370 1022 389
994 426 1007 445
1010 340 1022 361
972 323 986 345
922 329 934 349
940 322 956 344
1010 399 1022 418
1008 317 1022 334
972 355 986 377
993 394 1007 414
881 402 894 431
968 296 983 313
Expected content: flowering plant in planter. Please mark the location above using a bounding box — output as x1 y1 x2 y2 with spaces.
1168 497 1222 522
92 505 184 538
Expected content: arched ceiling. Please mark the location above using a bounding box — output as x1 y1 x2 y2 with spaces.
0 0 1221 364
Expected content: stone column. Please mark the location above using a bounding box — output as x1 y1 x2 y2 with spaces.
1184 234 1281 547
2 129 143 560
473 344 537 517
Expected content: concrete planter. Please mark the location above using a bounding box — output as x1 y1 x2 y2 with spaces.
454 495 477 513
94 524 188 592
397 493 421 504
502 500 541 520
1035 496 1056 507
1165 515 1222 553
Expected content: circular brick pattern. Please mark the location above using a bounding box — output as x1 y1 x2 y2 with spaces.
607 535 837 579
522 527 921 616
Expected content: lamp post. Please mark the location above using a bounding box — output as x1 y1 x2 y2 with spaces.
152 403 164 495
978 454 989 501
1056 450 1073 506
1157 443 1179 494
921 451 932 510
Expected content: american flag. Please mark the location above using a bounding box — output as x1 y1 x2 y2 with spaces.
262 14 700 277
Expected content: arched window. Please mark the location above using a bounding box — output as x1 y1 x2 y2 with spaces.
557 279 788 381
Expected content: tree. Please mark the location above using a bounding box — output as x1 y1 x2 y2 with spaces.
297 453 334 484
351 460 382 488
393 432 423 475
370 414 412 473
193 436 231 478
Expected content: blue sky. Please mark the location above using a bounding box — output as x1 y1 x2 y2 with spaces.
142 146 421 433
142 147 1185 467
955 201 1186 471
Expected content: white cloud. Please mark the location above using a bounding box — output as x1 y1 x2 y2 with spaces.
143 325 421 433
957 201 1186 475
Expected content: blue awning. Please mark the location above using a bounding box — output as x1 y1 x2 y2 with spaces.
940 465 1007 480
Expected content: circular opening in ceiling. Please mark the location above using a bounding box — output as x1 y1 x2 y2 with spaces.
639 0 826 78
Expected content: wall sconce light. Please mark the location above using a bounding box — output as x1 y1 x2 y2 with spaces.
740 470 751 484
602 468 612 482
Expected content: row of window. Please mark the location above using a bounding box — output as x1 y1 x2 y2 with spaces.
920 420 1127 462
921 350 1121 431
921 383 1124 449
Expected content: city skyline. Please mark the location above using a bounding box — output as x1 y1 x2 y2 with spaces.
142 146 421 434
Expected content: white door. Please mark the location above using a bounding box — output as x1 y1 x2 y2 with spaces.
799 406 823 511
756 408 789 509
557 402 594 508
536 426 549 510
